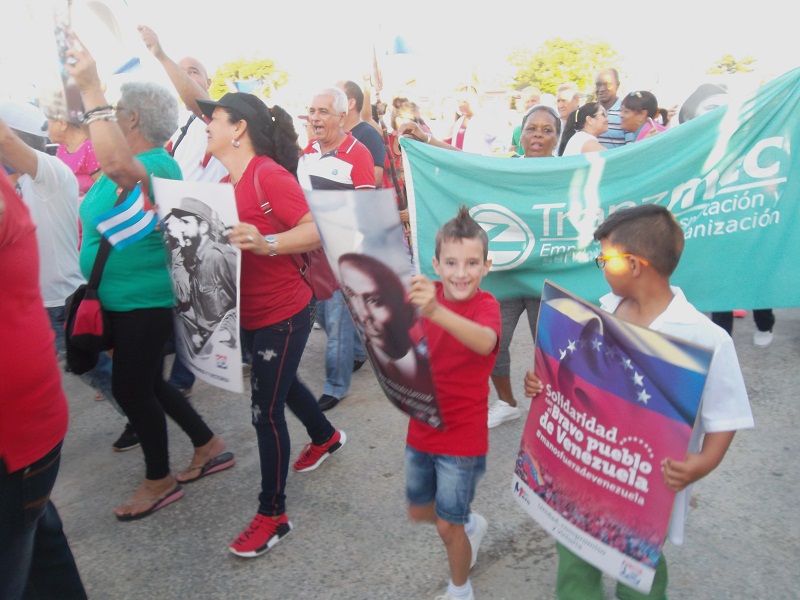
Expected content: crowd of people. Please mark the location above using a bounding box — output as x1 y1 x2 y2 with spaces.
0 21 766 599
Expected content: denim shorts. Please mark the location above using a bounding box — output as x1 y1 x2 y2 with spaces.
404 446 486 524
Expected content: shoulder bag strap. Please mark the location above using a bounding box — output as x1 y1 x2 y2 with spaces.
252 163 309 275
86 187 131 291
170 115 196 157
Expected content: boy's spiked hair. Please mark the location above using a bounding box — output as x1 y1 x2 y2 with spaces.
593 205 685 276
435 205 489 260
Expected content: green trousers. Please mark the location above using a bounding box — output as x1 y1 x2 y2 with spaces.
555 542 668 600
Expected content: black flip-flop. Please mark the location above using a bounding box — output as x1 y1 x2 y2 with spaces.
115 484 184 522
176 452 235 484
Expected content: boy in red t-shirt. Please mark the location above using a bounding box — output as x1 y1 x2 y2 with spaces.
406 206 501 600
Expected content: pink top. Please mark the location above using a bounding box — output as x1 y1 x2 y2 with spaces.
56 138 100 197
635 121 668 142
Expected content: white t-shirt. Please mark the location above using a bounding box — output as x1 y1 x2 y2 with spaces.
171 112 228 183
455 113 500 155
19 151 85 306
562 130 597 156
600 286 754 546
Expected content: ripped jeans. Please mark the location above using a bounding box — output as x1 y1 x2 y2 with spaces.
242 300 334 516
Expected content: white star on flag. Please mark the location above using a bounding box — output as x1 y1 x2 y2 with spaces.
638 389 651 404
632 371 644 386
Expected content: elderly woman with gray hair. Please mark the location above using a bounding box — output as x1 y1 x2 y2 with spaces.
66 43 232 521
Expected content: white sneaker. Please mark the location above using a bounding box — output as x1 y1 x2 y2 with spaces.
753 330 774 347
435 589 475 600
468 512 488 568
488 400 520 428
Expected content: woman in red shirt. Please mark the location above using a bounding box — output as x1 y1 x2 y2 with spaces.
198 92 346 559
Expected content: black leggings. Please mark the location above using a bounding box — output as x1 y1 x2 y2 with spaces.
108 307 214 480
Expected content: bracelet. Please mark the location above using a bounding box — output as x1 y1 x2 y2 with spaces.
425 132 432 144
83 112 118 125
82 104 113 120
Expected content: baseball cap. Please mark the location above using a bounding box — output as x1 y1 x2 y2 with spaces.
0 101 48 137
196 92 270 124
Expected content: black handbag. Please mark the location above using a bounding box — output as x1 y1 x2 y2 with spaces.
64 188 130 374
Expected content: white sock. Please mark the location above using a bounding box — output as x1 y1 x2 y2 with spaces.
464 513 476 537
447 579 473 599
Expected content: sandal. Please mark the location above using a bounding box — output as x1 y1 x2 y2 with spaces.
176 452 235 484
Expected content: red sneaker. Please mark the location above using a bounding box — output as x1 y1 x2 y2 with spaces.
292 430 346 472
229 513 292 558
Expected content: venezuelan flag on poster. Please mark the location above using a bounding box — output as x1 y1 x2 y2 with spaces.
511 281 713 594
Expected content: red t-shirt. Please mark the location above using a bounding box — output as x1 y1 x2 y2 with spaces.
227 156 313 329
407 282 501 456
0 172 68 473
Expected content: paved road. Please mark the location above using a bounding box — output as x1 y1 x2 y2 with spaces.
54 308 799 599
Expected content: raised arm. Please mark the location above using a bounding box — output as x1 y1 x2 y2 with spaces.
65 42 148 190
0 118 39 178
138 25 210 117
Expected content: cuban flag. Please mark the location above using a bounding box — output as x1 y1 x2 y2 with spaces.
512 280 713 594
233 80 264 93
93 184 156 250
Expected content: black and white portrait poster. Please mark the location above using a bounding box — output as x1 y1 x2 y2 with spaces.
153 177 243 394
306 189 443 429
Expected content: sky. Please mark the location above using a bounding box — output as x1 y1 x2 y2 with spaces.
3 0 798 111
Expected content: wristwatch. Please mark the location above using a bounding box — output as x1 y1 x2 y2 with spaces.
264 234 278 256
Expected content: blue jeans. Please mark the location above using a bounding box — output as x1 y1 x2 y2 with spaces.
0 442 87 600
168 351 196 390
243 301 334 516
46 305 66 355
78 351 125 416
316 290 366 398
405 446 486 524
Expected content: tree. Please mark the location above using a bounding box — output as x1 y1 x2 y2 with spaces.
707 54 757 75
209 56 289 100
509 38 619 97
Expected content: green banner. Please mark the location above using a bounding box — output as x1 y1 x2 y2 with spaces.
403 68 800 311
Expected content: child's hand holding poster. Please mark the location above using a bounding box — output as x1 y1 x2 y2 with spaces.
512 281 713 594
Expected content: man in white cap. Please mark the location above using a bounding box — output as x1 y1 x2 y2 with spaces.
0 101 138 451
0 101 83 352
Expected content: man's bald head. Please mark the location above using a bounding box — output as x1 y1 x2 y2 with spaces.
178 57 210 90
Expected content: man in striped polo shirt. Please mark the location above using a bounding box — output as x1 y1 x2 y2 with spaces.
594 68 635 149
